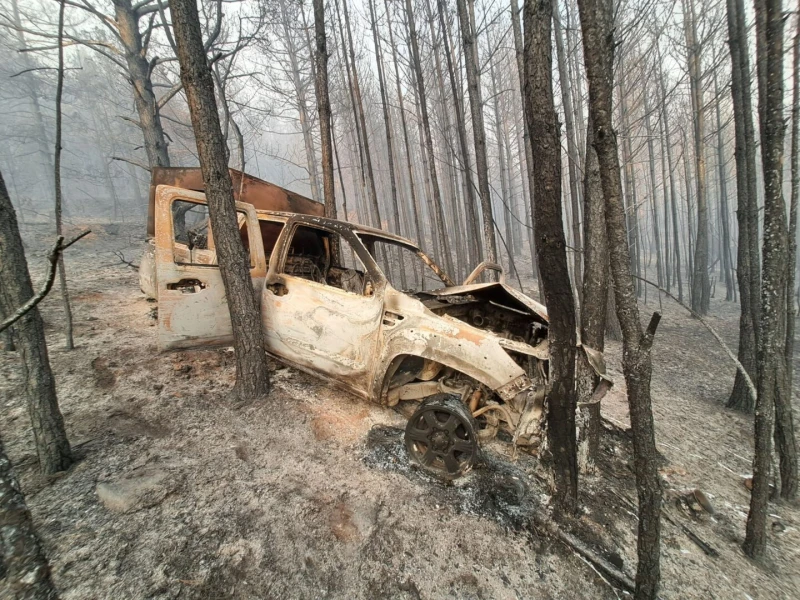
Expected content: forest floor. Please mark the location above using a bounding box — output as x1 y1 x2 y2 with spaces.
1 220 799 600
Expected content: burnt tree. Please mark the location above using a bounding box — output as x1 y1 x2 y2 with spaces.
577 0 663 595
312 0 336 218
0 171 72 475
169 0 270 401
523 0 578 510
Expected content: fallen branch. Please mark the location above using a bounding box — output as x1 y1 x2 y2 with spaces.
528 512 636 594
0 230 90 333
113 251 139 270
661 511 719 558
632 275 757 406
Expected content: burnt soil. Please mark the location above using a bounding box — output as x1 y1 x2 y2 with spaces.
1 220 798 599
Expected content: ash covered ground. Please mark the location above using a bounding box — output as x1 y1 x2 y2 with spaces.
1 220 798 599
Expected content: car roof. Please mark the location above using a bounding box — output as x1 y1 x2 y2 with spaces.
254 211 419 248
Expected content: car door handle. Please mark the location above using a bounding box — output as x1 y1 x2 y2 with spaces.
267 282 288 296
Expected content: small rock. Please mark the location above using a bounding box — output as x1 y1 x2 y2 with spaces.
96 469 176 513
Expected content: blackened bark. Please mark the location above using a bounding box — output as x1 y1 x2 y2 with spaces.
554 6 583 304
169 0 270 401
0 437 59 599
684 0 710 315
0 172 72 474
456 0 498 266
523 0 578 510
577 0 662 594
713 73 735 302
113 0 171 168
404 0 454 276
577 114 608 471
312 0 337 219
744 0 788 560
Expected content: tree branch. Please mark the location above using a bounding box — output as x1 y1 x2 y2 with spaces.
111 156 150 171
0 230 91 334
633 275 757 405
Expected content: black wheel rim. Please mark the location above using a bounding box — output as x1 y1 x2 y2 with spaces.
405 406 477 477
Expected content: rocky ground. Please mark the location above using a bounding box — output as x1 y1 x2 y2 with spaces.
1 219 798 599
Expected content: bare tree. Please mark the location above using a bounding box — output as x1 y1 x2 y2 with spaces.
53 0 73 351
577 0 663 595
312 0 336 216
169 0 270 401
0 170 72 474
743 0 789 560
523 0 578 510
455 0 498 267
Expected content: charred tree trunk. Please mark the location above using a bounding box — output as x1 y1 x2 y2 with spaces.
456 0 498 266
554 5 584 304
0 171 72 474
643 89 664 289
510 0 538 279
437 0 480 269
385 0 424 249
404 0 454 276
577 0 663 595
312 0 336 217
113 0 171 169
577 113 608 472
169 0 270 401
684 0 711 315
726 0 761 413
744 0 789 560
0 437 59 599
523 0 578 511
713 73 735 302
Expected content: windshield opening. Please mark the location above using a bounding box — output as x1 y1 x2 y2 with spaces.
358 235 451 293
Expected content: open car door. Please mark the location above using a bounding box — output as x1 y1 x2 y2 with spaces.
154 185 266 351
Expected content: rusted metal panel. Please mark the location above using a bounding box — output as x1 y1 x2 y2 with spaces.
146 168 324 237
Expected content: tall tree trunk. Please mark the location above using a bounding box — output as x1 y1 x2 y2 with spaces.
713 74 735 301
0 172 72 474
456 0 498 266
779 11 800 500
577 112 608 472
113 0 171 169
0 437 59 600
279 0 322 204
385 0 424 251
744 0 789 560
312 0 336 217
437 0 480 269
510 0 538 279
54 0 73 351
369 0 407 287
684 0 711 315
523 0 578 511
554 5 584 304
643 89 664 289
169 0 270 401
726 0 761 413
341 0 383 232
577 0 663 595
404 0 454 276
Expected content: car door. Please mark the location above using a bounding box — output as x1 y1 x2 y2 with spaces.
154 185 266 351
260 222 384 396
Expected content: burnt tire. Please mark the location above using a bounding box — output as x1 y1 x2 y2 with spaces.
404 394 479 479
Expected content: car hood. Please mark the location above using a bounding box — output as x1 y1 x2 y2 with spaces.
422 282 549 324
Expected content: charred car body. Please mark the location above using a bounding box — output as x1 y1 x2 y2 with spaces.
142 170 610 478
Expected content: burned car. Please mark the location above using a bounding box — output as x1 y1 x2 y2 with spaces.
146 178 609 479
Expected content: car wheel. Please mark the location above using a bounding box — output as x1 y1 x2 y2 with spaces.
404 394 479 479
